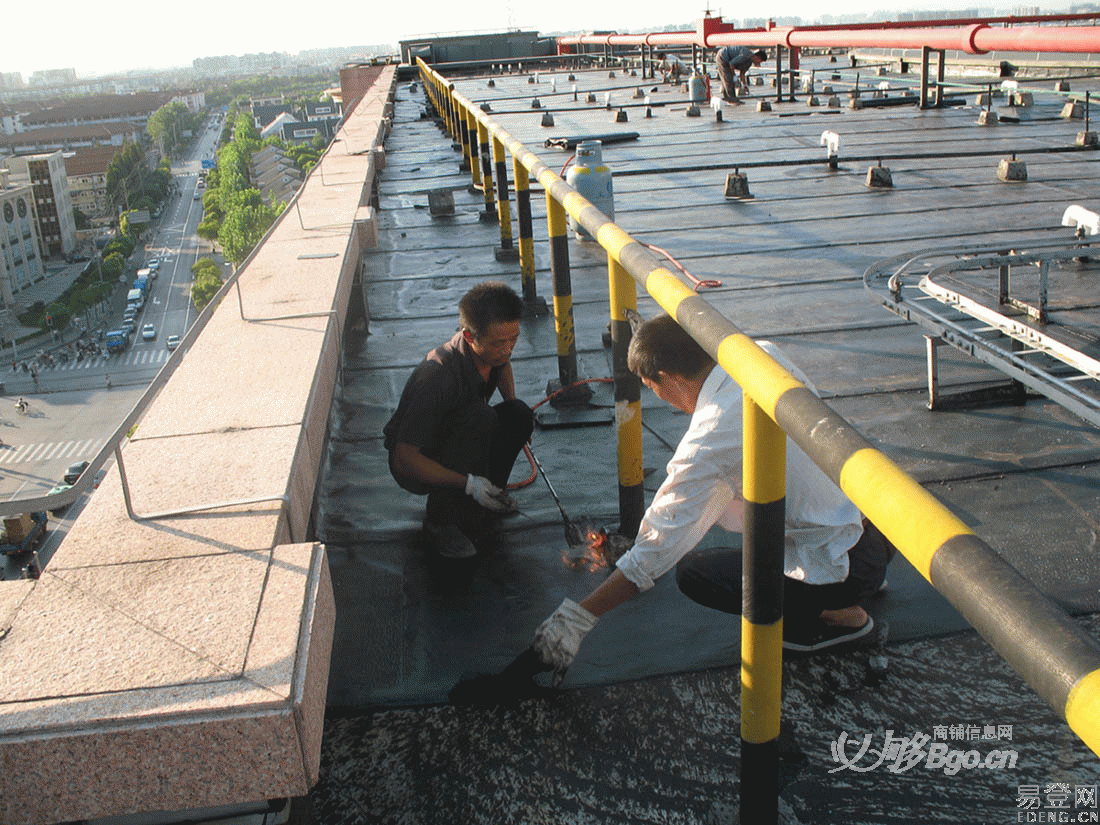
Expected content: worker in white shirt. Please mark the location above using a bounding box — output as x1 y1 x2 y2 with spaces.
531 314 894 683
656 52 687 85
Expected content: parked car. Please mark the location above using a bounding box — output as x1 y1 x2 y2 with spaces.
47 484 73 514
166 334 180 351
64 461 89 484
142 324 156 341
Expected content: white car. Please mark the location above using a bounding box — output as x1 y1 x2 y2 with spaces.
142 324 156 341
166 335 180 351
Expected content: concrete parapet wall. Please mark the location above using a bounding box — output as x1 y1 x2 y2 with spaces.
0 65 396 825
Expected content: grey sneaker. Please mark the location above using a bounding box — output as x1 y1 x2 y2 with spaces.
424 522 477 559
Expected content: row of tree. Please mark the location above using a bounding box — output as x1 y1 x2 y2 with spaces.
196 112 282 266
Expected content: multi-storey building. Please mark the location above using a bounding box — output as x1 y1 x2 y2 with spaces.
0 171 45 308
6 151 75 257
63 146 117 227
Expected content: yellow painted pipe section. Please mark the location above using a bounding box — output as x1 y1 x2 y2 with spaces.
466 111 482 187
1065 669 1100 758
493 136 513 241
608 257 643 489
840 448 973 582
546 194 567 238
596 223 635 262
743 397 786 505
741 617 783 744
718 335 804 420
552 293 575 356
643 269 696 317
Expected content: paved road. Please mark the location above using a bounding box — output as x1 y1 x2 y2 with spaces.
0 115 224 579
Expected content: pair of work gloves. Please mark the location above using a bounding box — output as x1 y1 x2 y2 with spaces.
532 598 599 686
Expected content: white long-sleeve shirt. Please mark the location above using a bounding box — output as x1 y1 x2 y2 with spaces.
616 341 863 592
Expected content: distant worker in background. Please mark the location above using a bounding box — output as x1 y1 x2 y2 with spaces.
656 52 687 86
384 282 534 560
715 46 768 104
530 315 894 684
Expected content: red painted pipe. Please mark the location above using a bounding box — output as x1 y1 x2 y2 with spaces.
557 15 1100 56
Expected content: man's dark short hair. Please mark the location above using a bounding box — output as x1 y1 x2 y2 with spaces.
754 49 768 62
459 281 523 339
627 314 715 383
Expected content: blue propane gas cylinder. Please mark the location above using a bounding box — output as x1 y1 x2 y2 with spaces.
565 140 614 240
689 71 708 102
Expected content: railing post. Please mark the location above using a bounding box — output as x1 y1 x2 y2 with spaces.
457 95 472 173
493 135 517 261
775 46 785 104
445 83 458 143
608 257 644 538
477 120 497 222
466 109 482 189
545 195 585 398
740 394 785 825
920 46 932 109
512 157 546 315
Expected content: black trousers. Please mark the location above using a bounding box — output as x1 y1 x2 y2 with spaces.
674 518 895 631
389 399 534 537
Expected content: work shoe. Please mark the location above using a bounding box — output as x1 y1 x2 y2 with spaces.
783 617 875 653
423 522 477 559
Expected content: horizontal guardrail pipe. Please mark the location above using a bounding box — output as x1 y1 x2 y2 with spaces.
419 57 1100 760
556 12 1100 47
558 15 1100 55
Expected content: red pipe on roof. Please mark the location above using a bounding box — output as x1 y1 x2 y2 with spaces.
556 13 1100 55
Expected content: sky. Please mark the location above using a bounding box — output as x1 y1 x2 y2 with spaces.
3 0 1080 80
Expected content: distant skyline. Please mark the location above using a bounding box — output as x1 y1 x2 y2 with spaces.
4 1 1082 80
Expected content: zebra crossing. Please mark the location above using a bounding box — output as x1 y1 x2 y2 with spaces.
14 347 169 375
0 437 103 465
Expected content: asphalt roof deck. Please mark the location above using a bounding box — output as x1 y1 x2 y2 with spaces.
311 56 1100 823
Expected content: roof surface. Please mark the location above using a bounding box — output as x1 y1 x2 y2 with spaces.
312 52 1100 823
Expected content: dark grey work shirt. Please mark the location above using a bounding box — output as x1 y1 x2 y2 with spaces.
383 330 502 457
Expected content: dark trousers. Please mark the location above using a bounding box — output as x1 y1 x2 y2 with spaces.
675 519 895 631
390 399 534 537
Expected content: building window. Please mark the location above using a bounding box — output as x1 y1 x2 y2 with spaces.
16 199 26 218
3 203 12 223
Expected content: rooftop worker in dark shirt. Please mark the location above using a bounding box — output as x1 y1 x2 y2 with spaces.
715 46 768 104
384 282 534 559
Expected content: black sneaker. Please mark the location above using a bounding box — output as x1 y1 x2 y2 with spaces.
783 617 875 653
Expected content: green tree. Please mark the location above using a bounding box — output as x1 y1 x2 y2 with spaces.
101 253 124 280
190 257 224 310
73 208 89 230
219 197 280 265
45 301 71 330
106 143 148 210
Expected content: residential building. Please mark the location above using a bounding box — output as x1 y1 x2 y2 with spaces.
0 73 24 92
279 118 338 144
0 122 139 155
304 100 342 121
252 103 296 131
21 92 171 130
29 68 77 87
7 151 76 257
63 146 118 226
0 171 45 308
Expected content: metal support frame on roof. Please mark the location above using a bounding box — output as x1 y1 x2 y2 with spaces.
865 244 1100 426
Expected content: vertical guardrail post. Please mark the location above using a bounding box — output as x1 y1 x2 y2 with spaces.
445 83 459 144
608 257 644 538
457 94 473 174
493 135 517 261
545 195 583 396
920 46 933 109
740 394 786 825
775 46 785 104
512 157 546 315
477 120 498 222
466 109 483 190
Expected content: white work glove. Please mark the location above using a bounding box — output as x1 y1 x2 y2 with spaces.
465 474 516 513
532 598 599 686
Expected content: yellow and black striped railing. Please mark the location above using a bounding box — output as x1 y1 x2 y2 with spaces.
417 58 1100 819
